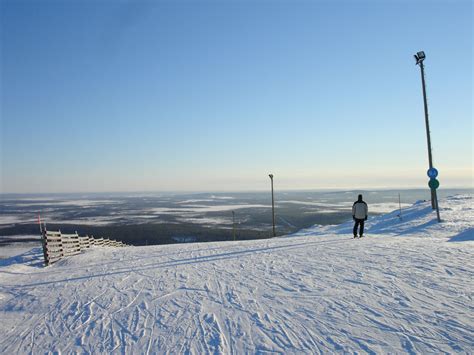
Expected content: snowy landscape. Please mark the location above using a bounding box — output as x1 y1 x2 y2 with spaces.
1 189 470 247
2 0 472 353
0 195 472 353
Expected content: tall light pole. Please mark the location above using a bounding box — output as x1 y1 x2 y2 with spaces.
414 51 441 222
269 174 276 237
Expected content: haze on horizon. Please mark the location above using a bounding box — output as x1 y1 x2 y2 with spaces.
1 0 472 194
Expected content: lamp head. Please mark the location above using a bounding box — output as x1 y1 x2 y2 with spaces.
269 174 273 179
414 51 426 65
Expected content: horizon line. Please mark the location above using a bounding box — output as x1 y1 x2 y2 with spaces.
1 186 473 196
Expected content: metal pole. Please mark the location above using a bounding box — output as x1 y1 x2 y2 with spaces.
419 62 434 173
269 174 276 237
418 58 441 222
232 211 236 241
419 61 437 210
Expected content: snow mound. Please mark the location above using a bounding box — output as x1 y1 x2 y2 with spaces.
292 194 474 241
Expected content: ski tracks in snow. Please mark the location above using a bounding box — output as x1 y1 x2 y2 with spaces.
0 235 473 353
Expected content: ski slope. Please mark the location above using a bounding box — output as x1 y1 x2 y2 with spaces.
0 195 473 353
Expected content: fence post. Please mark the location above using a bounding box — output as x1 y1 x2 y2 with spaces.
41 229 49 266
76 231 80 252
59 230 64 259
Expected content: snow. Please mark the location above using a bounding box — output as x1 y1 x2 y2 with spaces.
278 200 412 213
0 235 42 260
176 216 233 226
0 195 472 353
292 195 474 240
178 199 216 204
0 242 42 260
0 215 37 225
45 216 124 226
366 202 412 213
0 235 41 241
178 196 235 204
210 195 235 200
4 200 120 207
150 204 270 215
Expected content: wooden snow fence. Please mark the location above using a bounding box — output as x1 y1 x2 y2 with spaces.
42 230 127 266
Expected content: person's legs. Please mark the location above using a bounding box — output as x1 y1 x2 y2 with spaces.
353 220 360 237
360 220 365 237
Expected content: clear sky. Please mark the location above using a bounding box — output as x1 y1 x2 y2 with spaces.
1 0 472 193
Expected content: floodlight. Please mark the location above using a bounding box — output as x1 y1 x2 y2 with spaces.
414 51 426 65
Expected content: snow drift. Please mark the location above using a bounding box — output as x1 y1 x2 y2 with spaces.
0 195 472 353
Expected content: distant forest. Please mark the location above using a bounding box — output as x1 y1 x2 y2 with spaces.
0 210 349 246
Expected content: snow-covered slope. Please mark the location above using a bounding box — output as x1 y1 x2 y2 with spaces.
0 195 472 353
292 195 474 241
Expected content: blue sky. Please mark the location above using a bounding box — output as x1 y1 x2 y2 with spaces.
1 0 472 193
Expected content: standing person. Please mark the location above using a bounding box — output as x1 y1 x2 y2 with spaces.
352 194 368 238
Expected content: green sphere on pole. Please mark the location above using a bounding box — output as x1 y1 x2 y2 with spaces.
428 178 440 190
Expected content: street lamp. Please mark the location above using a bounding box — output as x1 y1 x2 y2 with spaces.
414 51 425 65
269 174 276 237
414 50 441 222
